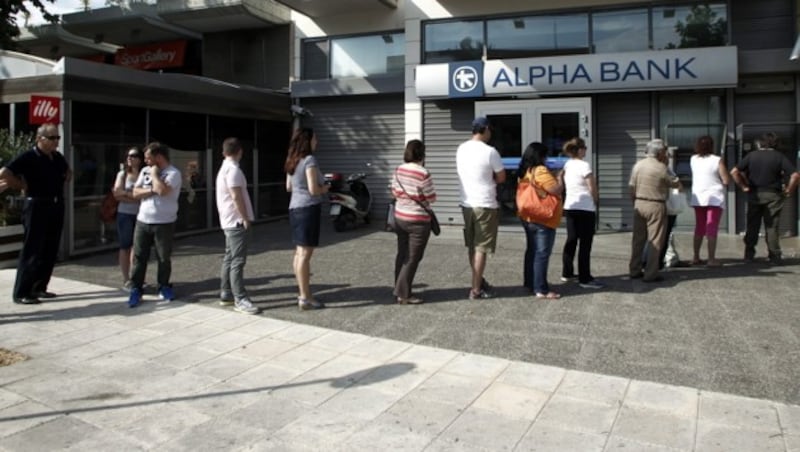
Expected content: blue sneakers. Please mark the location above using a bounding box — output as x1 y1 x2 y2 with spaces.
128 288 142 308
158 286 175 301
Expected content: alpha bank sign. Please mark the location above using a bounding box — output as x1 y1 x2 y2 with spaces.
416 46 738 98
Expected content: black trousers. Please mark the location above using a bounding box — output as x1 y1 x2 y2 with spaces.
14 198 64 299
562 210 596 283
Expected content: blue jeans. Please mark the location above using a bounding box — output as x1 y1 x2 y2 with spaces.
522 221 556 295
221 227 250 301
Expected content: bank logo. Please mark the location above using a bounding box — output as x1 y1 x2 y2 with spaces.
448 61 483 98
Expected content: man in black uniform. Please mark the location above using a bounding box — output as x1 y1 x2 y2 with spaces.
0 123 71 304
731 132 800 264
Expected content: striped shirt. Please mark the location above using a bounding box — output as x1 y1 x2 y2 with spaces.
392 162 437 222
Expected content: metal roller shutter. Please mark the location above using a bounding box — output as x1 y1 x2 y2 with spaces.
595 93 651 232
301 95 404 218
422 99 475 225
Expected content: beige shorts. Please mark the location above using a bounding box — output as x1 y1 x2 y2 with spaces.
462 207 499 254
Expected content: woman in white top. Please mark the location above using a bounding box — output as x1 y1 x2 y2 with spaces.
690 135 729 267
560 138 604 289
112 147 143 290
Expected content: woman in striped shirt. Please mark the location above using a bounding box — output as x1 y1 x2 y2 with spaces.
391 139 437 305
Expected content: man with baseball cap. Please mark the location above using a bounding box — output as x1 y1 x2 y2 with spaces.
456 117 506 299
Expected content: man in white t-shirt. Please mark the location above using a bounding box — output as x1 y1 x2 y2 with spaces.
215 138 259 315
127 142 182 308
456 117 506 300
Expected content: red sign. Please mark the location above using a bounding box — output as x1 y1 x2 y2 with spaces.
29 95 61 125
114 40 187 71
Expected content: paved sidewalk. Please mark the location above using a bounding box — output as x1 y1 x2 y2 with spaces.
1 270 799 451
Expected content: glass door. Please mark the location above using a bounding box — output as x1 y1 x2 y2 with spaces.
476 98 592 223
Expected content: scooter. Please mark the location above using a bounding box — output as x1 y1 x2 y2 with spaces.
324 170 372 232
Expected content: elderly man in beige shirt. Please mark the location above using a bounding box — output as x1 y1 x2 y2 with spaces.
628 139 680 282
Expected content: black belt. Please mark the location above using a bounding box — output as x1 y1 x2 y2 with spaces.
25 196 63 203
635 197 666 203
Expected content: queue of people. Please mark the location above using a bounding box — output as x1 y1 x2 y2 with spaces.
2 122 799 311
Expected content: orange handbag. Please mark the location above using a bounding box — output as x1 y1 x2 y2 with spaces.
516 171 559 223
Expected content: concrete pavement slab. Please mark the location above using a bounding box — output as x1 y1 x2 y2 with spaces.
2 246 800 451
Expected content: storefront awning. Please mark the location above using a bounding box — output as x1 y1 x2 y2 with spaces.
0 53 289 119
15 24 121 60
273 0 396 18
157 0 292 32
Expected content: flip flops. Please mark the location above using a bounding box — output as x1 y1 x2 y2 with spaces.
535 292 561 300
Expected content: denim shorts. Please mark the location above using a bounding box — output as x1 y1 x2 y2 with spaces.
117 212 137 249
289 204 322 247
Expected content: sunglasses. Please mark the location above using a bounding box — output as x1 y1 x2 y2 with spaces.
44 135 61 141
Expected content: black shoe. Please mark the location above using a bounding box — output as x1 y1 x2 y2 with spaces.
32 291 57 299
13 297 41 305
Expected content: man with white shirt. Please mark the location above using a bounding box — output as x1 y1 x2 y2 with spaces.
127 142 182 308
456 117 506 300
215 137 259 315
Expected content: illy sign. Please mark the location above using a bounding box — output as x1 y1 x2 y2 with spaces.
29 95 61 124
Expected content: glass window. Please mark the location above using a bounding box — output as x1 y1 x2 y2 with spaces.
331 33 405 78
71 102 146 250
255 119 291 219
592 8 649 53
424 20 484 63
487 14 588 59
150 109 209 233
653 4 727 50
302 39 329 80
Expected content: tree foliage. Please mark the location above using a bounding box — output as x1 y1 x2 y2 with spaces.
1 0 57 50
674 5 727 48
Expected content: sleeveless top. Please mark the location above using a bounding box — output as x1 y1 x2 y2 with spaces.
116 170 140 215
690 155 725 207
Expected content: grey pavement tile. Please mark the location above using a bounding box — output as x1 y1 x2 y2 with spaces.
611 405 696 450
317 385 405 421
438 352 509 379
495 361 566 393
699 391 782 433
64 350 150 376
0 359 68 387
154 345 223 370
470 381 549 421
515 424 607 452
555 370 629 405
624 380 699 417
198 311 263 330
306 329 370 353
227 362 305 391
138 317 196 335
0 414 100 451
0 400 62 439
166 382 268 419
695 423 786 452
604 436 691 452
430 406 532 452
534 395 619 436
226 394 313 434
378 394 464 438
265 407 367 449
779 403 800 436
406 371 492 408
70 429 146 451
108 336 190 360
158 417 270 452
786 434 800 452
334 419 433 452
343 336 413 361
170 304 229 323
2 367 94 408
391 344 459 371
269 324 331 344
230 336 299 361
0 389 25 411
229 317 293 338
185 352 261 382
87 328 162 352
350 363 435 396
112 402 213 450
266 343 339 374
156 323 226 347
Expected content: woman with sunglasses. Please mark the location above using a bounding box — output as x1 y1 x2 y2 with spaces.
113 147 144 291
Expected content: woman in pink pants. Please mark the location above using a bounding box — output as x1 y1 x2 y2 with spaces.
690 135 729 266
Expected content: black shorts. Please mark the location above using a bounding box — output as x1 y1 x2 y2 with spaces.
289 204 322 247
